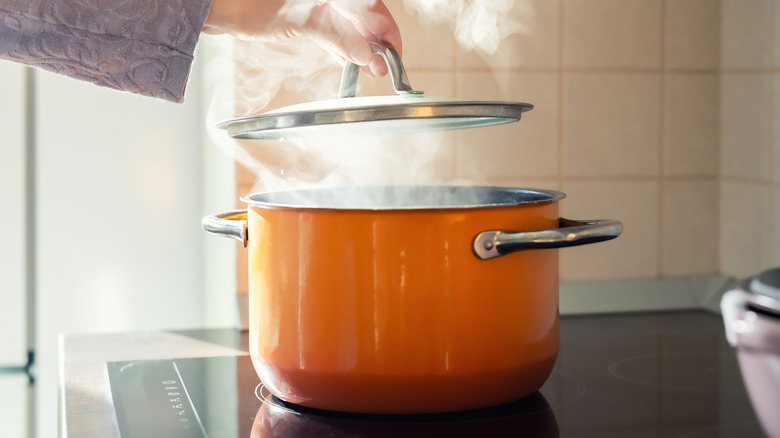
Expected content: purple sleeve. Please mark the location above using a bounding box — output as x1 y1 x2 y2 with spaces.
0 0 213 103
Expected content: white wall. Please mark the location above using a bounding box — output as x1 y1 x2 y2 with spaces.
0 62 28 366
0 375 29 438
33 61 209 436
0 60 31 438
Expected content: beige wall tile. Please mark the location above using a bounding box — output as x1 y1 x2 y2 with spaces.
772 186 780 267
385 1 455 70
354 73 398 97
455 72 558 180
722 0 773 69
563 0 662 69
665 0 720 70
456 0 560 69
404 71 456 98
664 74 719 176
235 182 254 203
559 180 660 280
661 180 718 275
235 182 253 295
235 159 256 187
775 0 780 67
472 178 559 192
236 246 248 295
721 73 772 181
228 0 780 284
563 73 661 177
358 70 455 98
774 75 780 183
720 182 770 277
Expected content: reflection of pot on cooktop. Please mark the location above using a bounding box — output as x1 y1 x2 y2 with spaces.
251 383 559 438
722 266 780 438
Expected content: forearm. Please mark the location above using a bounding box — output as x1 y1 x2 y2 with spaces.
0 0 212 103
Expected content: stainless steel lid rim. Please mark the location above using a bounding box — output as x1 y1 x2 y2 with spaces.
223 100 533 121
221 102 533 138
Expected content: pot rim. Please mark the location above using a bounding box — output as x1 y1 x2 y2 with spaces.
239 185 566 211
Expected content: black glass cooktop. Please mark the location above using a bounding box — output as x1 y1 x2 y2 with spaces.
107 311 766 437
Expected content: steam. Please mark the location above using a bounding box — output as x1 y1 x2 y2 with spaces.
232 39 340 117
201 0 535 202
402 0 533 54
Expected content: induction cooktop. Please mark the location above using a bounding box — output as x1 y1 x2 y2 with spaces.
106 311 767 437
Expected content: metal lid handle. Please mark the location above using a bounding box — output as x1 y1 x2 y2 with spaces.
338 41 424 98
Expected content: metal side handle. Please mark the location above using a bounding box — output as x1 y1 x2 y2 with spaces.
202 210 248 248
473 218 623 260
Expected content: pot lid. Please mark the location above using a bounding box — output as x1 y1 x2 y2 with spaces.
218 43 533 140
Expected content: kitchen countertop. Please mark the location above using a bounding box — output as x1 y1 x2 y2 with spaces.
59 311 766 437
58 329 248 437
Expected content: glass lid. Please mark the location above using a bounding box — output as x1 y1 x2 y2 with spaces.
218 43 533 140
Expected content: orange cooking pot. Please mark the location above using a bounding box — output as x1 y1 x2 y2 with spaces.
203 186 621 414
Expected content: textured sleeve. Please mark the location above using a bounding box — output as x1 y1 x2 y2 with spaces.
0 0 213 103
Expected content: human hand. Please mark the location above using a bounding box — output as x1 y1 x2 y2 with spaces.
203 0 401 77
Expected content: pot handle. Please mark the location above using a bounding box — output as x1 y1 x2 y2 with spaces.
720 289 748 347
202 210 248 248
473 218 623 260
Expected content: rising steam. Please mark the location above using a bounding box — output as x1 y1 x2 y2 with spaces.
402 0 533 54
202 0 535 198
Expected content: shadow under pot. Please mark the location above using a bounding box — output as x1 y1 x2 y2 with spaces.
203 185 622 414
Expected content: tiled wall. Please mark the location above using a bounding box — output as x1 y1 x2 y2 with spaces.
720 0 780 278
233 0 778 293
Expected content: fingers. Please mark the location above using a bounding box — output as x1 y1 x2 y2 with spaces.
362 1 402 76
319 0 401 76
364 1 402 54
204 0 403 78
305 3 375 66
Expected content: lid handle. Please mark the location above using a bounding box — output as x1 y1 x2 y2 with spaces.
338 41 424 98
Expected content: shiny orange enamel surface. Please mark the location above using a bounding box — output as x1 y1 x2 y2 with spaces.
246 201 560 413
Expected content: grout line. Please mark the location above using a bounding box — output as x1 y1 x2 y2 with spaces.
664 174 723 182
557 0 565 191
717 0 724 275
719 68 780 73
767 0 776 267
720 176 780 186
658 0 667 277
